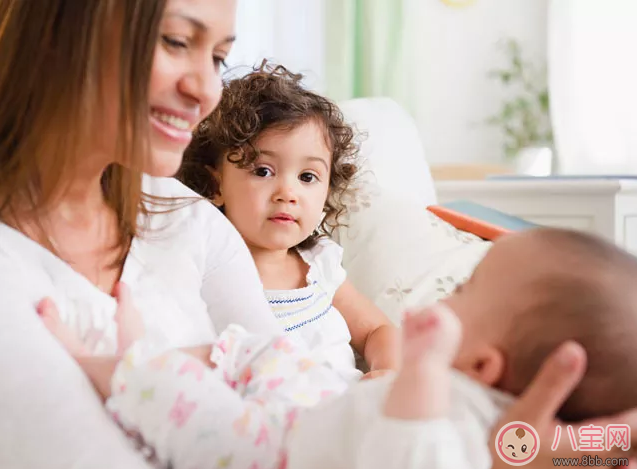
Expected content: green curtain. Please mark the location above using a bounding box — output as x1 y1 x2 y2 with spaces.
325 0 410 109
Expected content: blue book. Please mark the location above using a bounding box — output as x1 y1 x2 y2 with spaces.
428 200 537 240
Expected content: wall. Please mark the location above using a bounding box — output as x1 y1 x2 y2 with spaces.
226 0 325 90
414 0 549 165
228 0 549 166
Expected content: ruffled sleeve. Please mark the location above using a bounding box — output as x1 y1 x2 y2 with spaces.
298 237 347 299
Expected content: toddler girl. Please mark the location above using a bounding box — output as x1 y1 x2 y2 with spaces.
179 62 399 380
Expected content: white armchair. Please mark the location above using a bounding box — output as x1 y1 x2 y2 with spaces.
333 97 490 325
338 97 437 207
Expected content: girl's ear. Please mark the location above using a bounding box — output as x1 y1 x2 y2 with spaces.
205 165 224 207
211 192 224 207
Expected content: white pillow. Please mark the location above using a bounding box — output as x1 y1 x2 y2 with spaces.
335 178 492 326
337 97 437 207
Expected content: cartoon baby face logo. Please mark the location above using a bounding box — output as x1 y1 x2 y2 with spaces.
495 421 540 466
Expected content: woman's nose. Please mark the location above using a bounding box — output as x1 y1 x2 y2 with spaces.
178 63 222 117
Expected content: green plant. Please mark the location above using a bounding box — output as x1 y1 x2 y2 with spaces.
486 38 554 160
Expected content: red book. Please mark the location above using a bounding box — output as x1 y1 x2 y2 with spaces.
426 204 519 241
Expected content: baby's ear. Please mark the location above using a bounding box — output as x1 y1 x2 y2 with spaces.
456 344 504 387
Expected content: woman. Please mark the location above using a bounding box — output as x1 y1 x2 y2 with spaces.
0 0 279 467
0 1 633 468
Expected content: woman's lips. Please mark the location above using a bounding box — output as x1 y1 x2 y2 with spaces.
149 107 197 144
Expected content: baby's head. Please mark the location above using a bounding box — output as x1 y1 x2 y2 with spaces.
445 227 637 421
179 61 358 251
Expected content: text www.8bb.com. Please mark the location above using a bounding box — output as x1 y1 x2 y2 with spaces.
552 455 629 466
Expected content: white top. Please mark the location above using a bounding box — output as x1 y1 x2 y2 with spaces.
0 175 282 469
265 238 361 381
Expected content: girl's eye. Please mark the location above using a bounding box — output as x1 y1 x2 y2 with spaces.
299 172 318 183
521 445 527 453
253 167 273 177
162 35 188 50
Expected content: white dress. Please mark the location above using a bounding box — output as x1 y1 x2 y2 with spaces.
265 237 362 381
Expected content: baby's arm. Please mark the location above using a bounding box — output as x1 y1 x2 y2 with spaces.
359 305 469 469
333 279 401 375
40 284 289 469
107 349 289 469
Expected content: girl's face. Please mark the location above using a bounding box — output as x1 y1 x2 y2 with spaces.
145 0 237 176
216 120 332 253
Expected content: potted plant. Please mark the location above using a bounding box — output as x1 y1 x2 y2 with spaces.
486 38 555 175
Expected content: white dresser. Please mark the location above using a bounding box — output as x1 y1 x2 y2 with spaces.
434 178 637 255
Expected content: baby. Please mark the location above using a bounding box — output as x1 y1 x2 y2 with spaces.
41 284 466 469
178 62 400 381
441 226 637 466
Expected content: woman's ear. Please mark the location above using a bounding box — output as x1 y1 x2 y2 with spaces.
454 344 504 387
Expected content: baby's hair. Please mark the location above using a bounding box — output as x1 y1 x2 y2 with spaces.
515 428 526 439
178 60 359 250
499 228 637 421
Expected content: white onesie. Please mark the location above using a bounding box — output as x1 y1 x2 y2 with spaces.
107 325 483 469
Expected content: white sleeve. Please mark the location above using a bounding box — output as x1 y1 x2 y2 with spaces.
199 208 283 335
142 175 282 337
0 292 152 469
299 237 347 298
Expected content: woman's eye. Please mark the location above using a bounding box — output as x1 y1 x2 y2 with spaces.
213 56 228 72
521 445 527 453
253 167 273 177
299 172 318 183
162 35 188 50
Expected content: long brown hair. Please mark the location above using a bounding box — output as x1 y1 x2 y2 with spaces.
0 0 166 260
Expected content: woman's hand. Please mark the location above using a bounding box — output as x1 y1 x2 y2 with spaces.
491 341 637 469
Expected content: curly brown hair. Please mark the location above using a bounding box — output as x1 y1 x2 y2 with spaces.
178 60 359 250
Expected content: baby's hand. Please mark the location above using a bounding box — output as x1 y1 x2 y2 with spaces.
383 304 461 420
38 297 89 357
401 303 462 368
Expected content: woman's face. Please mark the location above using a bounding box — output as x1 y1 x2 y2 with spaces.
146 0 237 177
